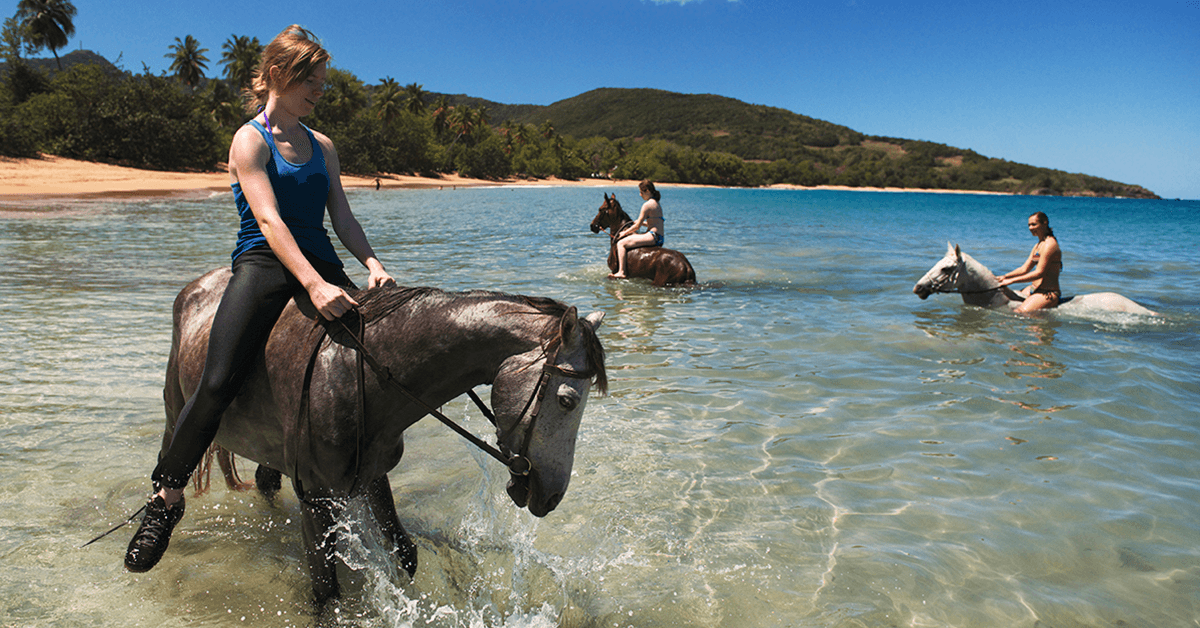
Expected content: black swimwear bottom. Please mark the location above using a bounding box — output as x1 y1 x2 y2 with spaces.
1030 287 1061 302
152 247 352 490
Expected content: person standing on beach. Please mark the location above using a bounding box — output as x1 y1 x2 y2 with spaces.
610 180 666 279
124 25 395 573
997 211 1062 313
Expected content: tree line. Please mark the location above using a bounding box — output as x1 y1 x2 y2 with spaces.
0 2 1158 197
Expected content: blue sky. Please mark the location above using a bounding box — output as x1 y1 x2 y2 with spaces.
30 0 1200 199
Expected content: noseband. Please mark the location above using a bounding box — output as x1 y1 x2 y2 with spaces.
927 261 964 294
333 314 594 478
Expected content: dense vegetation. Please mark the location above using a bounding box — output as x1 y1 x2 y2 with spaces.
1 40 1157 198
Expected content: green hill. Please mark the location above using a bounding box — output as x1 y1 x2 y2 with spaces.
441 87 1157 198
514 88 860 152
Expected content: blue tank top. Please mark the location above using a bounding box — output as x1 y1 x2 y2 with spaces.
230 120 341 266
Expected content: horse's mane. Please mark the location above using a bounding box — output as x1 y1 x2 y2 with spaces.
351 285 439 318
606 197 633 225
352 286 607 394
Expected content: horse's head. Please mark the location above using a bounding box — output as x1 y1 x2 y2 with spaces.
491 307 607 517
589 193 630 235
913 242 965 299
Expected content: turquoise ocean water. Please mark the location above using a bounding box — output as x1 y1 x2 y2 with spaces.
1 186 1197 627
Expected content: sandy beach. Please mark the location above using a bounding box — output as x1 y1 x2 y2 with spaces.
0 155 1003 213
0 155 623 209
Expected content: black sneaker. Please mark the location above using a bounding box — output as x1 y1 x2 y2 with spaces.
124 495 185 573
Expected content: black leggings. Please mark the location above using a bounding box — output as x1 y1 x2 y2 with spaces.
152 248 353 490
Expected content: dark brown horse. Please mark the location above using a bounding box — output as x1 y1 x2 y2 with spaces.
161 268 607 606
589 193 697 287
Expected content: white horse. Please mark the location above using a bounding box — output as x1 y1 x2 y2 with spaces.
913 243 1157 315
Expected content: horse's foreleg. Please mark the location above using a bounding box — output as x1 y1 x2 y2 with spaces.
298 493 343 607
366 475 418 578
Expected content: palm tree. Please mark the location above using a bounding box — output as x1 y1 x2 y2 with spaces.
403 82 427 116
166 35 209 92
497 119 516 154
446 106 474 145
430 96 452 138
512 123 531 147
372 77 404 123
15 0 76 70
205 79 243 128
220 34 262 91
316 67 367 126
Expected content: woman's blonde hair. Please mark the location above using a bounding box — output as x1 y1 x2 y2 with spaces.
243 25 330 114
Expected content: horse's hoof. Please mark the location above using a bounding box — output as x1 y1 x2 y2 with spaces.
255 466 283 501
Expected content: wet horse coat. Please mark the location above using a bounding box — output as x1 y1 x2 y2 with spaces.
162 268 607 605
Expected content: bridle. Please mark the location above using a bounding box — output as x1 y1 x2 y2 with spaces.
329 313 596 479
595 201 630 239
493 343 596 475
926 260 964 294
926 259 1009 296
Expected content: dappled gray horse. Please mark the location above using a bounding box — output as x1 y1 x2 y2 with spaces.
162 268 607 605
913 242 1156 315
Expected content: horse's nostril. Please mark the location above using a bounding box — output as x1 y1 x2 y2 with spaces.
545 492 563 511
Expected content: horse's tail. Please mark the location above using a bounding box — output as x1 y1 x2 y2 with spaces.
192 446 218 496
192 445 253 496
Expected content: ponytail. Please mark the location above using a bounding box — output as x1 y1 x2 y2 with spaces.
639 180 661 202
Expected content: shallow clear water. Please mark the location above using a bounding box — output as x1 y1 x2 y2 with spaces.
1 187 1197 627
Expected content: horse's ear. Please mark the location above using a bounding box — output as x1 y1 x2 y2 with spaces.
954 244 962 261
946 242 955 257
560 306 580 339
583 311 604 332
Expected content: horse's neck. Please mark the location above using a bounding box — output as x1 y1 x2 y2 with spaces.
368 296 544 391
958 256 1015 308
610 207 633 232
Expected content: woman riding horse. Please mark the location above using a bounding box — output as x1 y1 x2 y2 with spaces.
590 192 696 287
610 180 666 279
996 211 1063 313
125 25 395 574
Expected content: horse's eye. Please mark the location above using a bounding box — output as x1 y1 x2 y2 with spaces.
557 385 580 411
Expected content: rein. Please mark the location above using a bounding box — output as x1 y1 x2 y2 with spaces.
328 311 595 478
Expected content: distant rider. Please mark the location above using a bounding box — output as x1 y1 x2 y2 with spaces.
610 180 666 279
